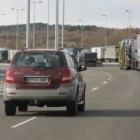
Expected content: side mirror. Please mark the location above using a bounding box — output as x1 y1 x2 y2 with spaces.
78 63 87 71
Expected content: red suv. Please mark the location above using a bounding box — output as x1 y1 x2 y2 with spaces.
3 49 86 116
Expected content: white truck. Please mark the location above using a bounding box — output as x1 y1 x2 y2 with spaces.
136 34 140 70
105 46 119 62
91 47 105 63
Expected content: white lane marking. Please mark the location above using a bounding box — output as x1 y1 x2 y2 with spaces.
108 78 111 81
11 117 37 129
92 87 99 91
103 81 107 84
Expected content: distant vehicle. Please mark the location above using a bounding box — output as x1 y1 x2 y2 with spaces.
104 46 119 62
119 39 138 70
66 47 83 61
79 49 97 67
0 49 17 63
0 49 8 63
136 34 140 70
3 49 86 116
91 47 105 63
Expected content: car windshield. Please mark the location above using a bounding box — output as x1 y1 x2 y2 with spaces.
12 52 65 68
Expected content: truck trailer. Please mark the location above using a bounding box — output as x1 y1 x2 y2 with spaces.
105 46 119 62
91 47 105 63
119 38 138 70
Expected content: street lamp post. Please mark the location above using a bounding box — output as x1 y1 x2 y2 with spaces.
12 8 24 50
126 9 131 39
47 0 50 49
31 1 43 49
55 0 59 50
26 0 30 49
102 14 107 48
61 0 65 48
79 19 83 48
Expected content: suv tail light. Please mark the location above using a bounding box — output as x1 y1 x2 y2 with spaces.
61 69 75 84
5 70 15 84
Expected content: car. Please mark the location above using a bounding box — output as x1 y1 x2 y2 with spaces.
3 49 86 116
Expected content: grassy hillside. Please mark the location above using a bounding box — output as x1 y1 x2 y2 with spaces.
0 23 140 49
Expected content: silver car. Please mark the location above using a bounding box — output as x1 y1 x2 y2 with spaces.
3 49 86 116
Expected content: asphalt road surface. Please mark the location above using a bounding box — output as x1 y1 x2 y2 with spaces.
0 66 140 140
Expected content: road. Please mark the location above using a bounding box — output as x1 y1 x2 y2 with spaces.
0 66 140 140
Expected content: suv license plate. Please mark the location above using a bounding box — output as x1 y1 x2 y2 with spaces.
27 77 48 83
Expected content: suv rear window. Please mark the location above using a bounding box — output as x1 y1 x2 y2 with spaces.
12 51 66 68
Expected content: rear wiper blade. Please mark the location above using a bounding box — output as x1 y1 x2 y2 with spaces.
33 65 45 69
33 65 53 70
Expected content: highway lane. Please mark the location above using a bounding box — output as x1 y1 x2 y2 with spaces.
0 67 140 139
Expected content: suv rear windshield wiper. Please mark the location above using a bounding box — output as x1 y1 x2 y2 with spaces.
33 65 53 70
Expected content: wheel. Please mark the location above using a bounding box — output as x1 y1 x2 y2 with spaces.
78 97 85 112
78 87 86 112
18 103 28 112
5 102 16 116
67 99 78 116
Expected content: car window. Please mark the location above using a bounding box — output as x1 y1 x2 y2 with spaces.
12 52 65 68
69 54 78 70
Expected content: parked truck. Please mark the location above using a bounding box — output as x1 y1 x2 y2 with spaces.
91 47 105 63
105 46 119 62
78 49 97 67
84 52 97 66
0 49 8 63
119 38 138 70
137 34 140 70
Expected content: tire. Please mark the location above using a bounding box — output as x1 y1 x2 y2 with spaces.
18 103 28 112
67 99 78 116
78 98 85 112
5 102 16 116
78 87 86 112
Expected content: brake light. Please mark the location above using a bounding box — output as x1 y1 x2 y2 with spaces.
5 70 15 84
61 69 75 84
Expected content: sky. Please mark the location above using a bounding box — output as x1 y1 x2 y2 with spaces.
0 0 140 28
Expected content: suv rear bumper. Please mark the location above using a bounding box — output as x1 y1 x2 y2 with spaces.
3 83 77 102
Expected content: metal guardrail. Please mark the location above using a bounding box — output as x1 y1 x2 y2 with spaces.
0 63 9 77
0 63 9 71
0 74 5 77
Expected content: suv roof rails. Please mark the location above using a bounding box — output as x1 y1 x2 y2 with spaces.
21 47 28 51
58 47 64 51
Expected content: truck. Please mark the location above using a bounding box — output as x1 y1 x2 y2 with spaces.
7 50 17 63
79 49 97 67
105 46 119 62
119 38 138 70
0 49 8 63
84 52 97 66
137 34 140 70
91 47 105 63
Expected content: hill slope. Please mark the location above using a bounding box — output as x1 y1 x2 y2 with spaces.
0 23 140 49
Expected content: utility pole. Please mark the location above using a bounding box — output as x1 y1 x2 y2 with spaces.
126 9 131 39
47 0 50 49
61 0 65 48
31 1 43 49
26 0 30 49
12 8 24 50
102 14 107 48
55 0 59 49
79 19 83 48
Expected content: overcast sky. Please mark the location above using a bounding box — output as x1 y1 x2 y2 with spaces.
0 0 140 28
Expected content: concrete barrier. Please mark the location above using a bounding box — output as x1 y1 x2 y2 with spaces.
103 62 119 66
